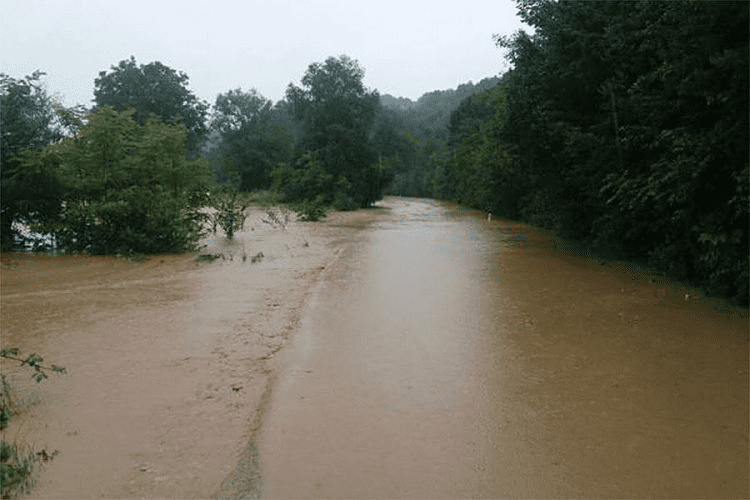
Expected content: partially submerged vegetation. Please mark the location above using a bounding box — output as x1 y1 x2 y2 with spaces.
0 348 65 499
0 56 378 261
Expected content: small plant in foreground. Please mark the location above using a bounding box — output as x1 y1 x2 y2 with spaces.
211 188 248 240
291 195 327 222
0 348 65 499
0 440 36 499
0 348 66 385
195 253 224 263
261 207 291 230
251 252 264 264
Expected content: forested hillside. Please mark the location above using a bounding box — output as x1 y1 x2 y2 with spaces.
430 0 748 304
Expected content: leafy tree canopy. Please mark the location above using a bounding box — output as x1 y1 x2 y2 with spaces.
212 88 272 135
94 56 209 154
477 0 748 303
30 107 213 254
0 71 75 248
208 88 295 191
280 55 386 208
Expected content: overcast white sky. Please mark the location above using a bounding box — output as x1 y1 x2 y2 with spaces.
1 0 528 108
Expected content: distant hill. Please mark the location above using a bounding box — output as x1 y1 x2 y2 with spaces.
380 76 502 133
373 75 504 198
380 94 417 111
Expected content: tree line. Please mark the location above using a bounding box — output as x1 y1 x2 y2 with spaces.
1 55 395 253
421 0 747 304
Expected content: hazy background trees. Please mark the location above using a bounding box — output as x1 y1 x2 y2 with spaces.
1 55 502 253
205 88 296 191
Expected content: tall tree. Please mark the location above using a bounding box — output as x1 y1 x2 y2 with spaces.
208 88 295 191
0 71 69 248
282 55 386 207
94 56 209 154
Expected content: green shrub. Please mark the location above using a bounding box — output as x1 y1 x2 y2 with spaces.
0 440 36 499
211 187 247 240
0 349 64 499
292 195 328 222
271 153 335 204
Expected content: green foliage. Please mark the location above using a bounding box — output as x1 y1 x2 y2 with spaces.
377 77 502 198
0 348 66 387
210 187 248 240
371 109 429 198
94 56 209 155
284 55 384 208
291 195 328 222
0 348 64 499
261 207 291 230
0 375 10 431
478 0 748 303
272 152 335 204
0 440 37 500
0 72 76 249
207 89 295 191
35 108 213 254
428 149 456 201
436 84 520 217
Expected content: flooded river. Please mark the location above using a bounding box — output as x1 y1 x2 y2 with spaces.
1 205 368 498
1 197 746 498
255 198 748 498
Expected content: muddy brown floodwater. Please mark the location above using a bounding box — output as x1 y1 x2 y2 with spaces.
1 197 747 499
0 205 381 499
257 197 748 499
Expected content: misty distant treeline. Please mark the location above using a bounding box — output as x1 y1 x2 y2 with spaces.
1 0 747 303
375 77 501 197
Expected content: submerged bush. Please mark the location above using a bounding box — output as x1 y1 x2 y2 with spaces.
22 108 213 254
0 348 64 499
211 187 247 239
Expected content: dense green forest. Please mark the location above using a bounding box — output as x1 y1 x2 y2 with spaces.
1 0 747 303
375 0 748 307
431 0 748 304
